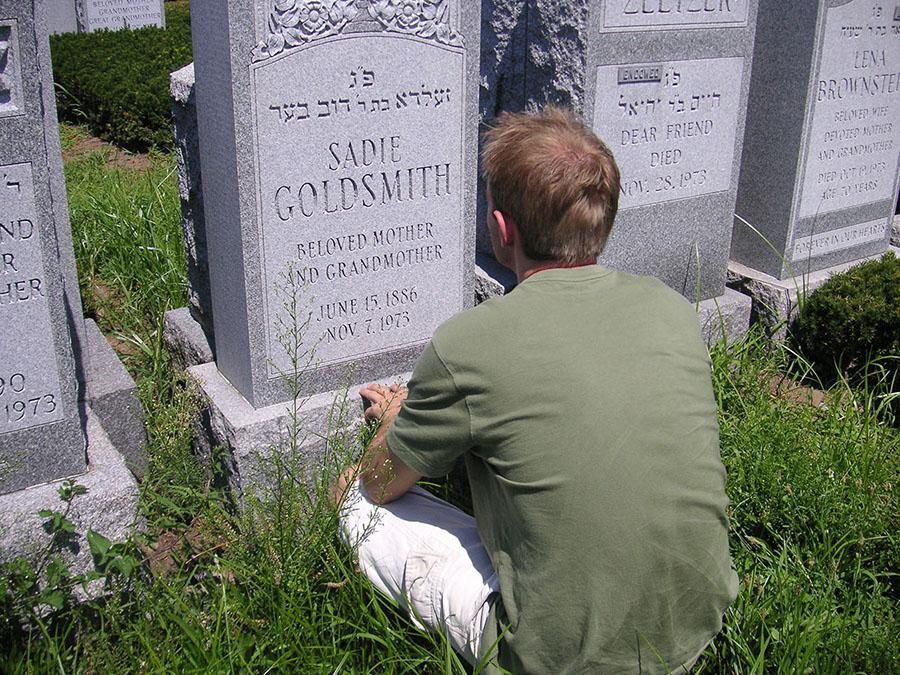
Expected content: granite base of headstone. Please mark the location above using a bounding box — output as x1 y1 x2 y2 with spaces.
188 362 415 502
1 0 143 574
728 246 900 340
732 0 899 283
0 409 139 583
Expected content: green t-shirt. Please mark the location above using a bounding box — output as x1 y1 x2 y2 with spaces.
387 265 738 673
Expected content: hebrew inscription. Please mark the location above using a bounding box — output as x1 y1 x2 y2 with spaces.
0 22 23 118
252 36 465 377
798 0 900 219
601 0 750 32
0 163 65 434
593 56 744 210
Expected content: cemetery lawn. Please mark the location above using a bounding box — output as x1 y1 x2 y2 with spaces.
1 124 897 673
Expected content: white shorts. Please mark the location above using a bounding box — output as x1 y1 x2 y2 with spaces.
339 480 499 665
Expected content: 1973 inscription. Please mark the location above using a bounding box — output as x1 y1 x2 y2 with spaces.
593 56 744 209
799 0 900 218
0 162 65 434
252 35 465 377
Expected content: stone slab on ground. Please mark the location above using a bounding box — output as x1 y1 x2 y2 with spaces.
188 361 411 504
727 246 900 340
0 409 139 579
696 288 752 347
83 319 147 478
163 306 214 369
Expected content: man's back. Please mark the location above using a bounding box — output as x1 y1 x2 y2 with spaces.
389 265 738 672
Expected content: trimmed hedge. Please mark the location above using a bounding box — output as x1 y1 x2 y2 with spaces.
50 2 192 151
790 252 900 388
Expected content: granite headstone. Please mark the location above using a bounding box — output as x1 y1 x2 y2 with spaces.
480 0 758 304
45 0 79 34
732 0 900 279
77 0 165 32
0 0 87 494
192 0 480 408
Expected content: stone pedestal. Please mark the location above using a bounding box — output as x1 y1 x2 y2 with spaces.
188 362 411 503
727 247 900 340
0 409 139 580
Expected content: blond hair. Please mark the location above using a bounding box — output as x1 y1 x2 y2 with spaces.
481 107 620 262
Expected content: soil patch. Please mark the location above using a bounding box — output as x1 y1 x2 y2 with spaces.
63 134 153 171
763 373 827 408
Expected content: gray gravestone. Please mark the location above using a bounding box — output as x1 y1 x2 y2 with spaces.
192 0 480 409
0 0 142 578
46 0 79 35
1 0 87 494
732 0 900 280
480 0 758 304
77 0 165 32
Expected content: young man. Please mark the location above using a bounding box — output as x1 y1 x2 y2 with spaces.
333 107 738 673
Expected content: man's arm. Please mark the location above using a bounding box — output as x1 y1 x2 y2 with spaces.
330 383 422 507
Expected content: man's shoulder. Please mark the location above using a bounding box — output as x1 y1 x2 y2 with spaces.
435 295 507 336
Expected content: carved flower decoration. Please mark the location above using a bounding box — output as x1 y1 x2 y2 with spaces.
396 0 424 29
252 0 359 61
367 0 462 46
297 1 329 35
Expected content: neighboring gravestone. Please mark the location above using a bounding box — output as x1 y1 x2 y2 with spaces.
0 0 142 578
188 0 480 496
478 0 758 339
76 0 165 32
168 63 216 366
1 2 86 493
46 0 79 35
732 0 900 280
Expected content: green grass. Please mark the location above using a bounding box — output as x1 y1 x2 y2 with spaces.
1 124 897 672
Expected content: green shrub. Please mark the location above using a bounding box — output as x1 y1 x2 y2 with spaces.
49 2 192 151
790 252 899 389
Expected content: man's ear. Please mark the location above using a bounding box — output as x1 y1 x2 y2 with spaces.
493 209 516 247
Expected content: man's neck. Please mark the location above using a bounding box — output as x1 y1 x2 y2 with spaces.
519 258 596 282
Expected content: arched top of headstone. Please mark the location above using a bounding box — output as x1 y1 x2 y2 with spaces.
251 0 463 62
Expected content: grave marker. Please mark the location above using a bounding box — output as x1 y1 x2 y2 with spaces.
192 0 479 408
481 0 758 308
77 0 165 32
0 2 86 494
732 0 900 279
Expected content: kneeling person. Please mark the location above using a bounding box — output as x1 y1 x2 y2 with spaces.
333 107 738 673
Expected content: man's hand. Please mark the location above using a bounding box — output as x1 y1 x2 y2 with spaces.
359 382 408 423
331 382 419 508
